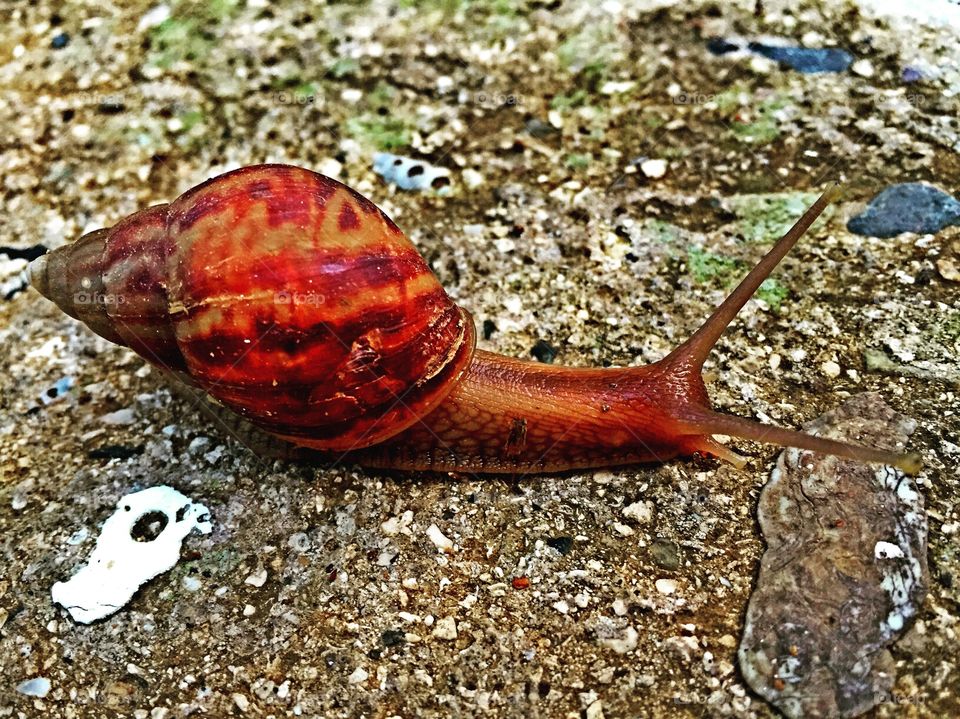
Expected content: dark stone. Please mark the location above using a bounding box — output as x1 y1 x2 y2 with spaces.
381 628 405 647
525 118 557 138
847 183 960 238
51 33 70 49
0 244 48 262
98 101 126 114
482 319 497 339
546 536 573 555
706 37 739 55
531 339 557 364
747 42 853 73
88 444 145 460
649 539 680 570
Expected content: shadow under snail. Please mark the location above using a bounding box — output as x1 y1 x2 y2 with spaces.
29 165 921 475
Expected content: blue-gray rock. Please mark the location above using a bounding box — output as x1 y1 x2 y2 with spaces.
748 42 853 73
847 183 960 238
902 67 923 83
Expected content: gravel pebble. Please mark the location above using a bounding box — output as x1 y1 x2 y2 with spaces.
16 677 51 698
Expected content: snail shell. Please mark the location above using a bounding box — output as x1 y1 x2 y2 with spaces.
31 165 476 450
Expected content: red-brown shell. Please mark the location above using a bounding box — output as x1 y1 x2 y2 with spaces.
45 165 476 450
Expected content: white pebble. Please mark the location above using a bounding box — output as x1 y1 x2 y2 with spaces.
245 568 268 587
586 699 605 719
316 157 343 179
851 59 874 77
821 360 841 378
600 625 638 653
622 501 653 523
593 471 614 484
381 510 413 536
462 168 484 189
432 615 458 640
137 5 171 31
612 598 628 616
426 524 453 552
182 576 201 592
16 678 51 697
640 158 667 179
655 578 677 595
348 667 369 684
460 593 477 609
71 124 92 141
243 604 256 616
100 408 136 425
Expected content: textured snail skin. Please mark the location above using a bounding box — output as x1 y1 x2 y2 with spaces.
30 166 921 475
347 350 716 472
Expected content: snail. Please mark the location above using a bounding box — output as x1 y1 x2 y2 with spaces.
29 164 921 475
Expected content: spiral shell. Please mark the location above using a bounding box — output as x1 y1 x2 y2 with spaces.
31 165 476 450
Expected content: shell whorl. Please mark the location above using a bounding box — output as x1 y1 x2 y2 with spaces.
31 165 476 450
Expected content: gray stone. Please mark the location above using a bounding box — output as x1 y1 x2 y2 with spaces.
739 394 927 719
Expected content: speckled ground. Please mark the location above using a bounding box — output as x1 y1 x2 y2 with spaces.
1 0 958 717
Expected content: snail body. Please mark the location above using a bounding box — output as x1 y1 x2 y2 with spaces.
30 165 920 474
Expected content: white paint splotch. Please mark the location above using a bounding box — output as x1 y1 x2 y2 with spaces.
52 486 212 623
